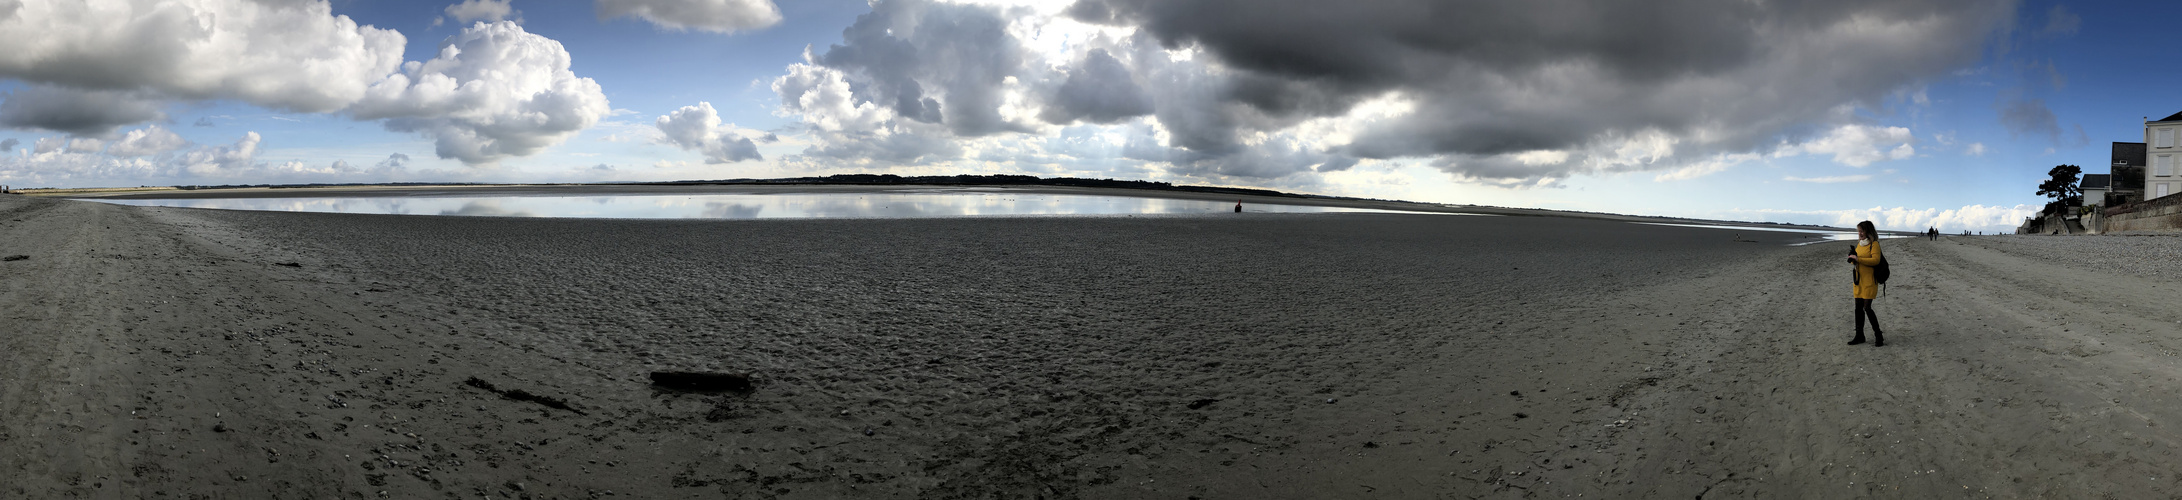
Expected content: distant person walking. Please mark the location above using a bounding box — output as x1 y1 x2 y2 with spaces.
1846 221 1885 347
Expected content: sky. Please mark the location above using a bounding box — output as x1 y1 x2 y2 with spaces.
0 0 2161 233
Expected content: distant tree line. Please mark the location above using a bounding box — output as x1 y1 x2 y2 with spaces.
177 182 495 190
169 174 1391 203
663 174 1321 199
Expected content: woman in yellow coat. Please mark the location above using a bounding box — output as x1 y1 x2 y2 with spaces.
1845 220 1884 347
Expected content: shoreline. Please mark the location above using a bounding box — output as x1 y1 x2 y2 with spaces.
51 182 1882 235
5 195 2177 497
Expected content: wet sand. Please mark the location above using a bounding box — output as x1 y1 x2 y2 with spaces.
3 193 2180 498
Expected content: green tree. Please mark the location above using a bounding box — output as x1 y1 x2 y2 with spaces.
2036 164 2082 215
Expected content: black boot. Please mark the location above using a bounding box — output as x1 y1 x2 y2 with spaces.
1852 298 1875 346
1873 331 1885 347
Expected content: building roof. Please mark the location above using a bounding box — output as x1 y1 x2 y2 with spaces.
2114 142 2147 167
2162 111 2182 122
2082 173 2111 190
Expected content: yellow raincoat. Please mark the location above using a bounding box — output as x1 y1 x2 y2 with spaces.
1851 240 1882 299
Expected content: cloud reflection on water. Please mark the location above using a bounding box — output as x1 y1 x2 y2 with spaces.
438 200 536 218
698 202 764 219
88 192 1452 220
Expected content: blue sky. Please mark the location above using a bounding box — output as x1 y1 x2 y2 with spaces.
0 0 2158 233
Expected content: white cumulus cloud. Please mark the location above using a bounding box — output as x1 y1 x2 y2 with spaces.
597 0 781 33
0 2 607 174
352 21 612 165
1784 174 1873 184
1781 125 1917 167
655 102 764 163
32 137 65 154
773 62 894 134
176 131 261 175
106 125 192 157
0 130 430 187
65 137 105 153
0 130 263 186
0 0 405 115
1730 204 2039 234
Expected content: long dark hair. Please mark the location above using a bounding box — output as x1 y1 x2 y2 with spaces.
1856 220 1877 241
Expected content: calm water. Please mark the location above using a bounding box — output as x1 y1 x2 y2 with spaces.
84 191 1460 219
1638 222 1904 245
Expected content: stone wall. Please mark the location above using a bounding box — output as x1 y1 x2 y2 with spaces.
2101 194 2182 232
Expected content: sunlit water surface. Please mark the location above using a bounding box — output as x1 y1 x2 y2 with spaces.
1638 222 1907 245
85 192 1462 219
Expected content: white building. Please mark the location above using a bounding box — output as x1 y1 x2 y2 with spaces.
2082 173 2110 207
2146 112 2182 200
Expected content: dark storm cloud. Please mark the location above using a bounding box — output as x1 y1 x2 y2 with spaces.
772 0 2010 184
814 0 1030 136
797 127 965 165
1164 142 1353 179
1070 0 1762 88
1042 49 1153 125
0 85 165 136
1115 122 1355 178
1067 0 2013 181
1044 29 1378 173
1220 72 1366 121
0 138 17 152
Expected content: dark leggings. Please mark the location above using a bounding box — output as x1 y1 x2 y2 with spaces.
1854 298 1882 336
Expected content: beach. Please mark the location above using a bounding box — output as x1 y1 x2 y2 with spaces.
4 193 2180 498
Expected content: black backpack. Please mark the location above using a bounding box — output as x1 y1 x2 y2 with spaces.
1852 244 1890 286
